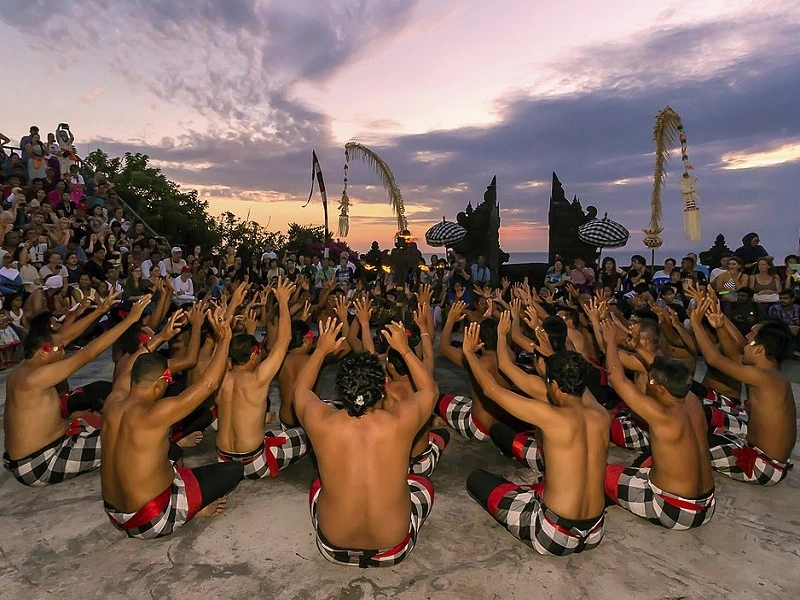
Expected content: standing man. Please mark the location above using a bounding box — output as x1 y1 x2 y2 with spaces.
471 255 491 286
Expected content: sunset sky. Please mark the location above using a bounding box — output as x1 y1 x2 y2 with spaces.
3 0 799 258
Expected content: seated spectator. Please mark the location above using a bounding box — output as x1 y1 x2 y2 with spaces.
680 256 707 285
73 274 99 304
656 283 688 322
621 255 650 295
471 255 491 286
172 266 195 305
13 246 41 291
568 257 595 294
768 290 800 355
724 287 763 335
709 255 731 284
781 254 799 299
713 256 749 302
39 250 68 282
652 258 677 289
0 253 23 295
64 252 84 284
334 255 354 286
84 246 107 281
544 258 569 295
596 257 621 295
166 246 187 276
734 232 769 273
749 258 781 305
141 249 167 278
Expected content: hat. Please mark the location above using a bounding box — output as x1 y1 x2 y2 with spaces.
181 266 192 273
171 246 182 253
44 275 64 290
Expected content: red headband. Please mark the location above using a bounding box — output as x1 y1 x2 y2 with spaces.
405 329 412 338
252 345 261 355
160 368 173 385
42 342 52 352
139 333 151 346
305 330 314 341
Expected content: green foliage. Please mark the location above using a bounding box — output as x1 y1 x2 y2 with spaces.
284 223 357 260
215 211 287 262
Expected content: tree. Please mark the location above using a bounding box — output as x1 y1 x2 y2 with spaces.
284 223 358 260
214 211 287 262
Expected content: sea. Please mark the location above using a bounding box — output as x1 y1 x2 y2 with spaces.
422 250 677 266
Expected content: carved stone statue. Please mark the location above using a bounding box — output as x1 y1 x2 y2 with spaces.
699 234 733 268
548 172 600 267
451 176 508 285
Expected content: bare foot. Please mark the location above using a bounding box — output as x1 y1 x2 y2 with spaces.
264 411 277 425
431 416 448 429
177 431 203 448
196 496 227 518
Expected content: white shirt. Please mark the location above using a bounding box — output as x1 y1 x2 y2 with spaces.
166 258 187 276
39 264 69 280
141 259 167 277
710 267 726 283
261 251 277 262
172 276 194 299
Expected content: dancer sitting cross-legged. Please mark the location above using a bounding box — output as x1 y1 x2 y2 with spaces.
602 321 715 530
3 294 149 487
215 278 309 479
294 318 440 568
463 317 610 557
101 305 242 539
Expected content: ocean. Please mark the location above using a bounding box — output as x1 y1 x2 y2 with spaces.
422 250 676 266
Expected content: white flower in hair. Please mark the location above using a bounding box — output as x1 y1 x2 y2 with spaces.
354 394 365 407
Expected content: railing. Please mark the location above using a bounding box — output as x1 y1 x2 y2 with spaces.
2 143 168 246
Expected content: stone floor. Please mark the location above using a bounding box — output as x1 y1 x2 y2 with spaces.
1 348 799 600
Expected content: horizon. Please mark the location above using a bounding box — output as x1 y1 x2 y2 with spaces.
3 0 799 256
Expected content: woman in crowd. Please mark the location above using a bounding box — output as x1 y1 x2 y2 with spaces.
749 258 781 304
73 273 99 305
621 255 651 295
734 232 769 272
713 255 749 302
247 256 264 285
65 252 84 284
544 258 569 296
597 257 622 296
14 246 41 289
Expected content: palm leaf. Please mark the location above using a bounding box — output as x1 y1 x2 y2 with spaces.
649 106 682 232
345 142 408 232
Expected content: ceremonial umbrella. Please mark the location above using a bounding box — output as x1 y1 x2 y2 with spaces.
577 214 630 249
425 218 467 247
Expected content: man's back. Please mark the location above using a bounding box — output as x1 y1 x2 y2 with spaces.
101 397 173 512
278 353 311 427
4 364 65 459
216 368 269 453
539 398 609 521
311 406 415 549
747 373 796 462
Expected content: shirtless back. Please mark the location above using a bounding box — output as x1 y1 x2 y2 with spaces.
216 278 294 454
102 307 234 517
277 320 315 428
294 319 439 556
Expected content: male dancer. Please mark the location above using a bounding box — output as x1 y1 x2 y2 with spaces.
216 278 309 478
101 306 242 539
603 324 715 529
692 298 795 485
3 296 149 486
294 319 439 567
463 318 609 556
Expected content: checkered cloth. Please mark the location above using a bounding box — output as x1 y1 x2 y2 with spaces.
610 410 651 451
484 479 605 556
509 430 545 473
104 466 203 539
605 464 715 530
309 474 434 568
699 386 745 411
704 405 748 437
409 430 449 477
435 394 490 441
3 416 102 487
217 428 308 480
709 432 793 485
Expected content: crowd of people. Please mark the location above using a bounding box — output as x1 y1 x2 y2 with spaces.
1 125 798 569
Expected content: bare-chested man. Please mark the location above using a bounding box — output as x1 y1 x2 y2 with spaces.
463 318 610 556
101 306 242 539
436 300 517 441
692 297 796 485
603 325 715 529
294 319 439 568
3 297 149 487
216 278 309 479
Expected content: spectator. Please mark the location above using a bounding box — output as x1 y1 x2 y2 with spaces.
544 258 569 295
749 258 781 305
172 266 195 305
652 258 677 289
734 232 769 272
709 255 731 284
267 258 284 283
470 255 491 285
166 246 187 276
72 274 99 304
19 126 38 162
39 250 68 281
768 290 800 355
64 252 84 284
141 249 167 277
725 287 763 335
14 246 41 290
0 253 23 295
713 256 749 303
680 256 707 285
316 258 336 288
781 254 800 298
622 255 651 296
84 246 107 281
568 256 595 294
246 255 263 284
339 251 357 273
335 255 355 285
596 257 621 295
260 243 277 263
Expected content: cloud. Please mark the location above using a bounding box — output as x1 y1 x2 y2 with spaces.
720 141 800 170
81 87 104 104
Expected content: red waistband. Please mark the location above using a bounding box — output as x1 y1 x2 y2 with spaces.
106 485 172 531
658 491 714 512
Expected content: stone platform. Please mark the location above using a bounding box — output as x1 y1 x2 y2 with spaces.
1 349 798 599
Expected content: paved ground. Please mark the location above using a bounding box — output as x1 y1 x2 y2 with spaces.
1 346 799 600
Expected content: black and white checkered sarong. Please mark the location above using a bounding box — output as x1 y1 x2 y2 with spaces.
409 430 449 477
309 475 434 568
217 428 308 479
605 465 715 530
484 480 604 556
610 410 650 451
509 430 545 473
709 432 792 486
3 417 101 487
104 465 202 539
435 395 490 441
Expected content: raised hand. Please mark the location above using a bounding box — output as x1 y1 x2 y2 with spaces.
129 294 152 321
415 283 433 306
483 298 494 319
317 317 345 354
461 322 483 355
500 277 510 291
162 309 186 340
584 297 603 322
334 295 350 320
381 321 412 353
540 288 555 305
600 319 619 349
413 303 431 336
473 284 491 299
624 323 641 351
274 277 296 304
684 280 706 304
509 298 523 320
100 290 123 313
524 305 541 330
229 281 250 311
299 300 312 322
497 310 512 336
704 296 725 329
455 286 465 300
447 300 467 323
188 302 206 327
208 305 233 341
